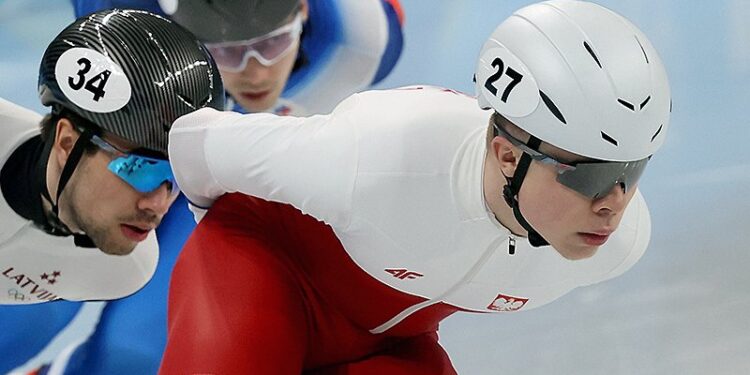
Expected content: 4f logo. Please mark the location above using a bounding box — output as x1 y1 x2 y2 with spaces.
487 293 529 312
384 268 423 280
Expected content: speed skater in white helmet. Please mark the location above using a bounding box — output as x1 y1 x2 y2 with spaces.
161 1 671 373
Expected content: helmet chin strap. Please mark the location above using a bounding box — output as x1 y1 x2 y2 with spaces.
500 135 549 248
37 119 97 248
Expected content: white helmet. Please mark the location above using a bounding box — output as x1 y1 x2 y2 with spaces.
476 0 671 162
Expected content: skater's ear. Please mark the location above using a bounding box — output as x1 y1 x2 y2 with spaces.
488 113 525 177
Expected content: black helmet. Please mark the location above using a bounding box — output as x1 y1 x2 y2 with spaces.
36 9 224 246
159 0 300 43
38 9 225 155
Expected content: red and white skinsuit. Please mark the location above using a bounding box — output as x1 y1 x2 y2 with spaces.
160 87 651 374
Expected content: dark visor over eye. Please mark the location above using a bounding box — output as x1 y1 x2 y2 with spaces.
493 120 650 199
107 154 178 195
555 157 649 199
89 135 179 198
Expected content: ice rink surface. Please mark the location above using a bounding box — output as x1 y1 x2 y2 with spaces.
1 1 748 374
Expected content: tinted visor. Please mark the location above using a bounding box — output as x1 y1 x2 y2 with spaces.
90 134 179 198
556 158 649 199
493 120 650 199
107 154 178 197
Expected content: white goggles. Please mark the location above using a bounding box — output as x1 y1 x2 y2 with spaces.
206 13 303 71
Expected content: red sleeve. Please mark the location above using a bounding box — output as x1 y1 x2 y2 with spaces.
159 194 310 375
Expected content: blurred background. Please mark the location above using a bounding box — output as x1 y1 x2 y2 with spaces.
1 1 748 374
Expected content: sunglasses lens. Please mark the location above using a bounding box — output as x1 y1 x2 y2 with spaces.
107 155 178 196
253 33 296 61
207 44 247 71
208 34 297 70
557 158 649 199
206 14 302 70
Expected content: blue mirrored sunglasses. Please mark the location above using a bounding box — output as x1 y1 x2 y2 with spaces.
89 134 179 197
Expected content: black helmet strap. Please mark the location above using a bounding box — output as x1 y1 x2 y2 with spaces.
500 134 549 248
37 114 97 248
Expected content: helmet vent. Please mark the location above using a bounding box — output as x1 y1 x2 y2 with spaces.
539 90 567 124
617 99 635 111
651 124 663 142
635 36 650 64
640 96 651 110
669 99 672 112
583 41 602 69
600 131 619 146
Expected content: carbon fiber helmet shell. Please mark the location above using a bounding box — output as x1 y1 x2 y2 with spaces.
476 0 671 162
38 9 224 155
158 0 301 43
